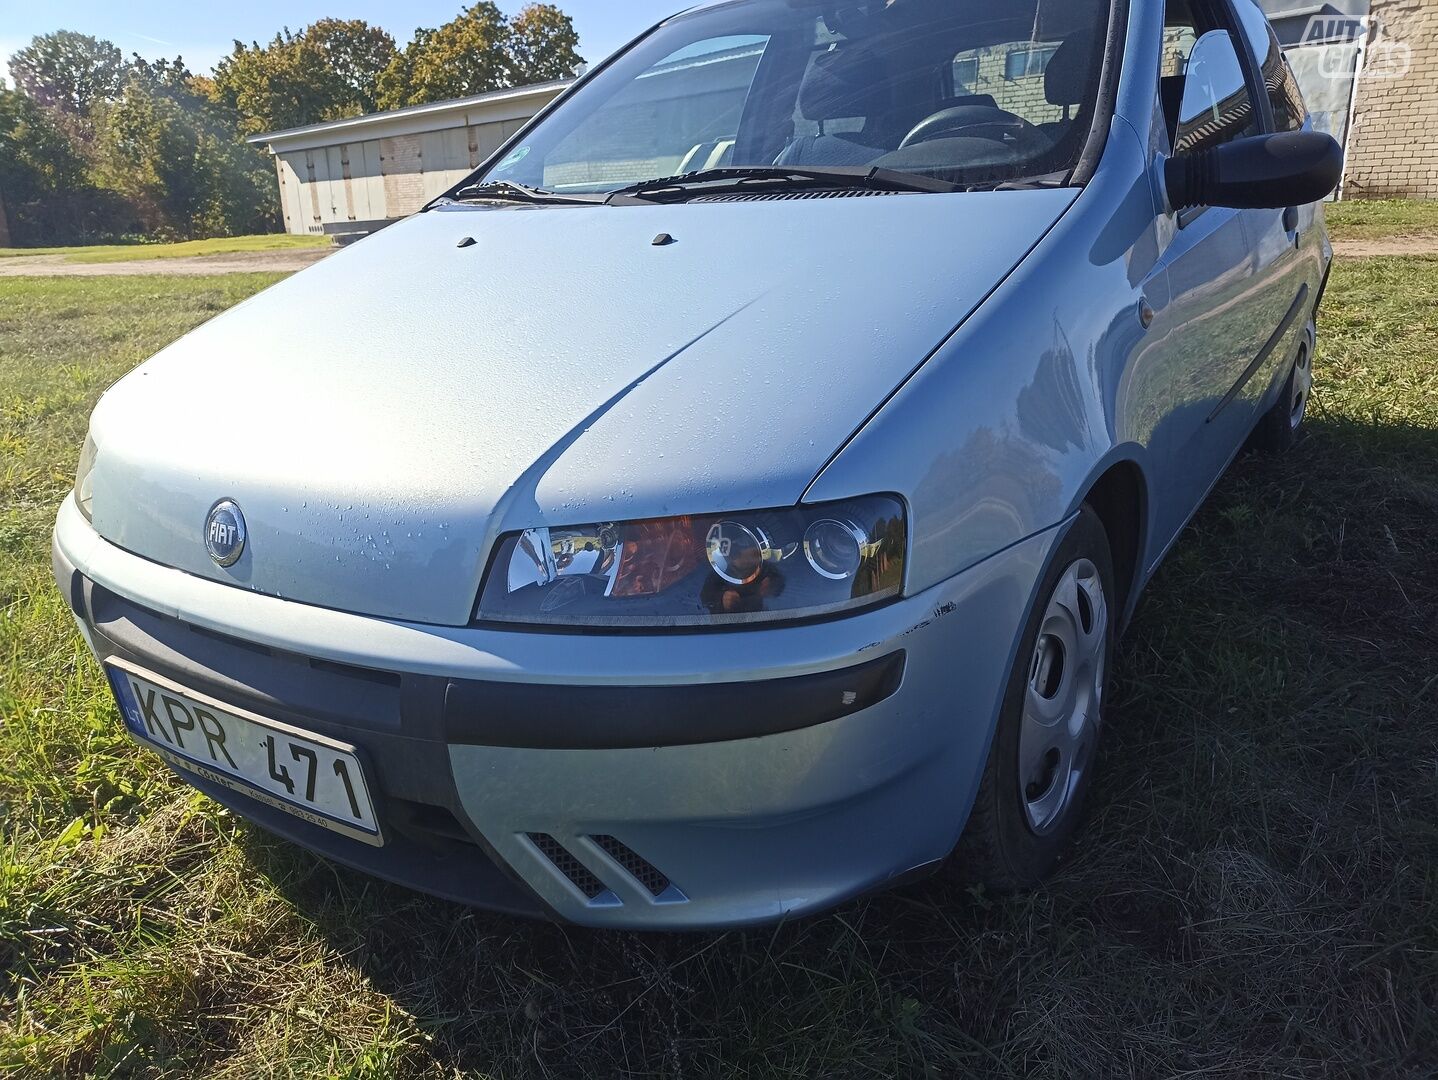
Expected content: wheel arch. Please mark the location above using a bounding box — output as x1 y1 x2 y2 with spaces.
1075 456 1148 627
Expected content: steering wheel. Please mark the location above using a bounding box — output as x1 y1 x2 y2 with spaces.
899 105 1040 150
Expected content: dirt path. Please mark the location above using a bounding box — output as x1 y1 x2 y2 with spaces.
0 248 332 278
1331 234 1438 258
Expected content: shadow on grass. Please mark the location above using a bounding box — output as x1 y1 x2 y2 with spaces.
236 413 1438 1078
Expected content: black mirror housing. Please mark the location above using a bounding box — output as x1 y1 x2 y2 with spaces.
1165 131 1343 211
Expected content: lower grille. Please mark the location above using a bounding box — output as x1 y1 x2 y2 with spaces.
528 833 607 899
592 834 671 896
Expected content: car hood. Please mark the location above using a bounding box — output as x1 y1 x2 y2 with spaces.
87 190 1074 625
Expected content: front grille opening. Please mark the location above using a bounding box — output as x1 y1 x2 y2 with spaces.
183 620 272 656
592 835 671 896
528 833 607 899
307 656 401 687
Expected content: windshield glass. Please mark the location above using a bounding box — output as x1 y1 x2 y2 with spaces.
468 0 1111 194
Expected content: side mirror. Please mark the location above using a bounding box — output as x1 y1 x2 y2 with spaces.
1165 130 1343 210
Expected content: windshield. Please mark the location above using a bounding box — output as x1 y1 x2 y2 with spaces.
467 0 1111 195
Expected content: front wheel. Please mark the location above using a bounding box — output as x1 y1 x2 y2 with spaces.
951 505 1115 890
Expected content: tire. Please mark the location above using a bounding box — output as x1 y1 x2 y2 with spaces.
1250 333 1313 454
951 505 1116 891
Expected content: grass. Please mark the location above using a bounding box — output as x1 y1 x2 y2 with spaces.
0 235 329 265
2 258 1437 1077
1324 198 1438 242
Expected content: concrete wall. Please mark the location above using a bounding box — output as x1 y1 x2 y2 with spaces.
272 117 534 234
1344 0 1438 199
254 84 567 235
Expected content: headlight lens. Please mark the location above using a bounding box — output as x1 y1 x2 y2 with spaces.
74 434 97 522
477 495 905 627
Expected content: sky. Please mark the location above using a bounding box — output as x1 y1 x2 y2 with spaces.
0 0 686 87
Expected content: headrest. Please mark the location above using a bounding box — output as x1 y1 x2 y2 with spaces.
1045 31 1101 107
799 45 892 121
1035 0 1107 39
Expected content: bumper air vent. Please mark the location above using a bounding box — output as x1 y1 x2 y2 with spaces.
592 835 671 896
528 833 607 900
389 800 477 848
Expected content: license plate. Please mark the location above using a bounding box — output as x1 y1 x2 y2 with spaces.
104 659 383 846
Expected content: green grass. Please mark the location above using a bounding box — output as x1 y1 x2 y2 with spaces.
2 262 1437 1077
1325 198 1438 242
0 235 329 264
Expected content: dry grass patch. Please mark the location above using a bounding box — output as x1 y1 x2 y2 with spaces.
1 259 1436 1076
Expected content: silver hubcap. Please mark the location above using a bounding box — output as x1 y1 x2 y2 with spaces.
1289 347 1312 432
1018 558 1108 834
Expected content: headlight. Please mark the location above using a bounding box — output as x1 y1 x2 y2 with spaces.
74 434 97 522
476 495 906 627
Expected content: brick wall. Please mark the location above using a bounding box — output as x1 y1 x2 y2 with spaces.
1343 0 1438 199
954 46 1064 124
380 135 427 216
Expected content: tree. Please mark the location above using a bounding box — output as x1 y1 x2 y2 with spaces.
378 2 511 109
128 55 198 96
0 4 585 245
209 20 396 136
506 4 583 86
0 81 125 244
375 29 433 111
0 83 86 191
306 18 396 114
95 61 275 238
8 31 124 114
377 2 583 109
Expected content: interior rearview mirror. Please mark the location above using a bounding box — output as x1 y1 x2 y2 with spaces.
1166 130 1344 210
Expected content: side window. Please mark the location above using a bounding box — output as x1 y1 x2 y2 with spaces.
1232 0 1307 132
1269 50 1307 133
1004 45 1058 81
951 55 979 94
1173 29 1257 153
1160 2 1200 142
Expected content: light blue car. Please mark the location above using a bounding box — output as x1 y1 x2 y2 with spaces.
54 0 1341 928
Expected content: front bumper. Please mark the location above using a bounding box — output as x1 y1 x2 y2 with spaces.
54 496 1059 929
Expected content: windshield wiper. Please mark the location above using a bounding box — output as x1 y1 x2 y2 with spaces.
607 166 960 203
448 180 607 206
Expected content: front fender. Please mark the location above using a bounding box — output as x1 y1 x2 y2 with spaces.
805 118 1162 594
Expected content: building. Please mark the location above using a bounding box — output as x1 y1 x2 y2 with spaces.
1342 0 1438 199
1262 0 1368 155
247 81 570 236
1255 0 1437 199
